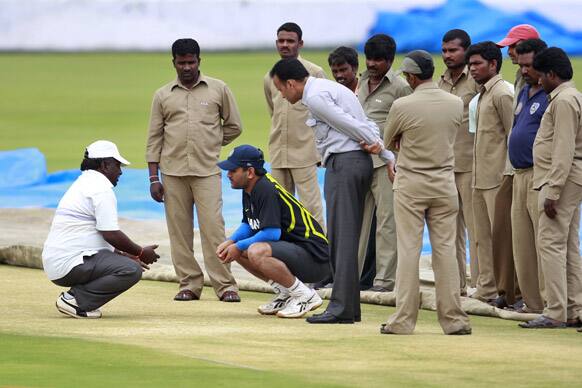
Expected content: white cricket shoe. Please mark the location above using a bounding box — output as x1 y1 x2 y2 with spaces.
276 291 323 318
56 292 102 319
257 294 291 315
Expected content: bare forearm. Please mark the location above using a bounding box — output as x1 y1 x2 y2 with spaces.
101 230 142 256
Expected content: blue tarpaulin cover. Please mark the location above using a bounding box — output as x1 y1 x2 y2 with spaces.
2 148 580 256
365 0 582 54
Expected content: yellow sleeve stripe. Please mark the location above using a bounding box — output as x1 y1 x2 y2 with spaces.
265 173 328 243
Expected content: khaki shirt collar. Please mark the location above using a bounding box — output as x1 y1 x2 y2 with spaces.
360 69 396 85
171 72 208 91
548 80 575 102
481 74 503 93
441 66 469 85
414 81 439 92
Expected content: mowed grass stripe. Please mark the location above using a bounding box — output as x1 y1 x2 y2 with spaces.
0 333 334 388
1 265 582 387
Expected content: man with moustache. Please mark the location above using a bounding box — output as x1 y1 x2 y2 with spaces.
520 47 582 329
491 24 541 309
357 34 412 293
328 46 359 93
466 42 513 304
147 38 242 303
264 22 326 227
508 39 548 314
438 29 480 296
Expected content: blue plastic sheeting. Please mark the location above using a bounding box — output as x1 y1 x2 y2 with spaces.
365 0 582 54
2 148 581 257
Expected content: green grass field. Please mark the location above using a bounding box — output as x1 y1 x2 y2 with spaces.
1 51 581 172
1 265 582 387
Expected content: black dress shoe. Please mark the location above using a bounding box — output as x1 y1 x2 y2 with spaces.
306 311 354 324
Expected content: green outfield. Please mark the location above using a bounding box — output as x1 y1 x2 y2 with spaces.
1 51 581 172
1 265 582 387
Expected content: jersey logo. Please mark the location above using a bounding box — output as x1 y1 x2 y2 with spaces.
248 218 260 230
530 102 540 115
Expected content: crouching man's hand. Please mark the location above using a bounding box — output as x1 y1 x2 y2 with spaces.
222 244 242 264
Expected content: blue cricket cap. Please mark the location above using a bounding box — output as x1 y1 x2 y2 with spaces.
217 145 266 172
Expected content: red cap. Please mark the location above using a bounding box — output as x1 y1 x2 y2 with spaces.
496 24 540 47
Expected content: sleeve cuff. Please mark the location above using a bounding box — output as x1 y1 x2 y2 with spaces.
545 186 562 201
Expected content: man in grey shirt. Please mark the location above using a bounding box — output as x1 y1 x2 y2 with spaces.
270 58 394 324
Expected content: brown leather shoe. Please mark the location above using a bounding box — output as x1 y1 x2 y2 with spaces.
174 290 199 301
220 290 241 302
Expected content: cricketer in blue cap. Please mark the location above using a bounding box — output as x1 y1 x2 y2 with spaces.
216 144 330 319
217 145 267 174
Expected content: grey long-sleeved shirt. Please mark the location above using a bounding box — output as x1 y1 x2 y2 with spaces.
301 77 394 167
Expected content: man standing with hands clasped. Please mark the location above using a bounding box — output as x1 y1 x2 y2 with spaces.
146 38 242 303
269 58 393 324
381 51 471 335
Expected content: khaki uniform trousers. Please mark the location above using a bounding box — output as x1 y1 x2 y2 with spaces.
455 171 478 290
492 175 519 304
511 169 544 312
162 173 237 298
472 187 499 301
270 165 325 229
538 180 582 322
357 166 397 289
385 191 470 334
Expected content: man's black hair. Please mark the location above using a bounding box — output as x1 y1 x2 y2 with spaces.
171 38 200 59
328 46 359 68
465 41 503 73
533 47 573 80
442 29 471 49
270 58 309 81
277 22 302 41
516 39 548 56
364 34 396 62
80 149 116 171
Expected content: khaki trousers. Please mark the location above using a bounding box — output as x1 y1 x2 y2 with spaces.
492 175 519 304
162 173 237 298
357 166 397 289
472 187 499 300
386 191 470 334
538 180 582 322
455 172 478 290
271 166 325 229
511 169 543 312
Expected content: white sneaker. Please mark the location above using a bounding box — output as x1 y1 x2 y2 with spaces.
257 294 291 315
276 291 323 318
56 292 102 319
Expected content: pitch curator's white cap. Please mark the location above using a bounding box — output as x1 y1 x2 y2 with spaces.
86 140 131 165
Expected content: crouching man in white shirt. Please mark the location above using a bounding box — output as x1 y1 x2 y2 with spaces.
42 140 160 319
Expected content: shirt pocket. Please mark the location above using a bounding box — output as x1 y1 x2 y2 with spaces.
199 101 220 126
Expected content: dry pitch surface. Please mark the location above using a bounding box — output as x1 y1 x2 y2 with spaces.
1 264 581 387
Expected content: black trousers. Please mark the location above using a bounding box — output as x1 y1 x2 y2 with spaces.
53 250 142 311
324 151 373 320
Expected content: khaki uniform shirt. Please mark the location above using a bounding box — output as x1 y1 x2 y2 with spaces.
358 69 412 167
472 74 514 189
384 82 463 198
438 66 479 172
264 57 326 168
146 73 242 177
503 68 526 176
533 81 582 200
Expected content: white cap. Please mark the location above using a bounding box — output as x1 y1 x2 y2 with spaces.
86 140 130 165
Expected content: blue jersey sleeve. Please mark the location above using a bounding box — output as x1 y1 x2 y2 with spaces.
235 227 281 251
229 222 253 242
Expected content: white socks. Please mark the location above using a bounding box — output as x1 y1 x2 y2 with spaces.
268 280 289 298
288 278 313 298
